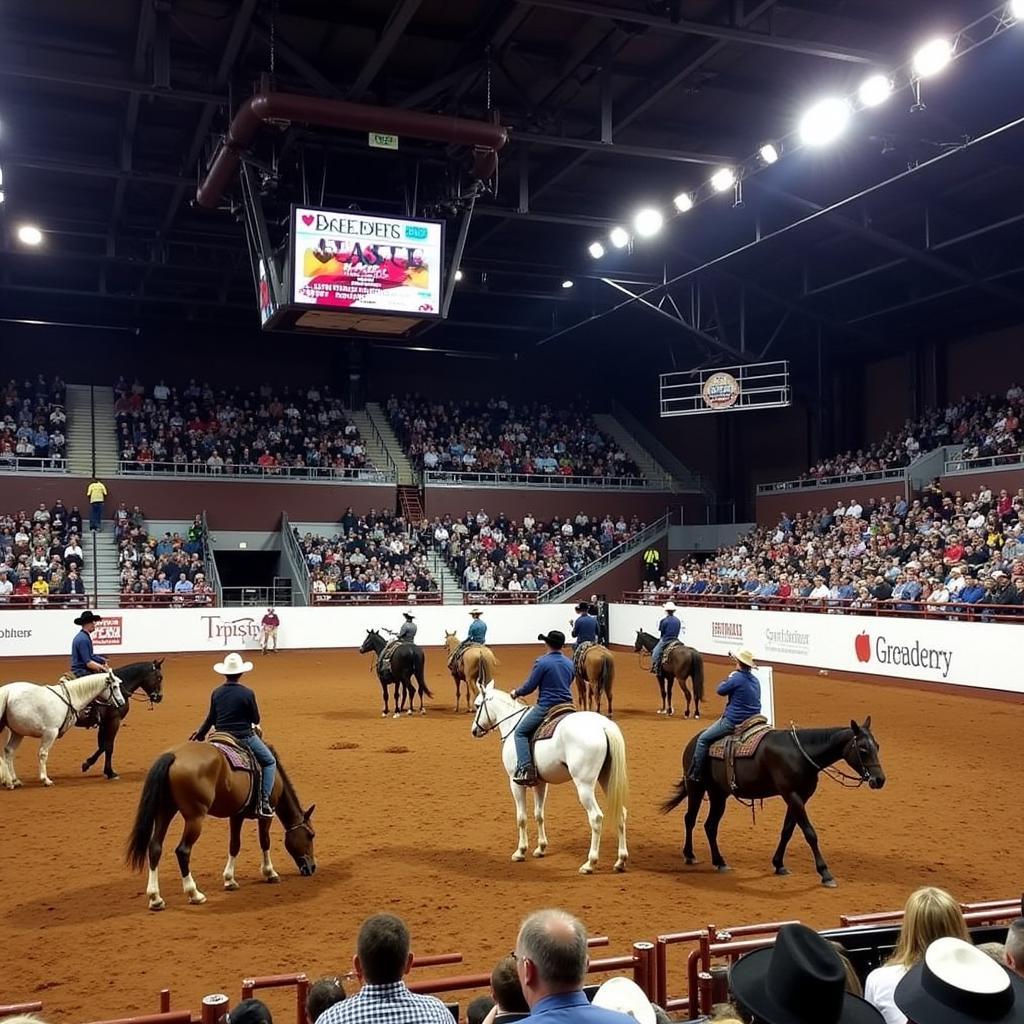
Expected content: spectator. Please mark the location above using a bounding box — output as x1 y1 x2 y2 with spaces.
87 478 107 532
487 955 529 1023
226 1000 273 1024
467 996 496 1024
306 978 346 1024
1004 919 1024 978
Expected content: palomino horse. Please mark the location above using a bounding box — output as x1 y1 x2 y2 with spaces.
127 740 316 910
78 659 165 780
358 630 432 717
471 682 629 874
0 670 125 788
634 630 705 717
574 644 616 715
661 718 885 886
444 632 499 713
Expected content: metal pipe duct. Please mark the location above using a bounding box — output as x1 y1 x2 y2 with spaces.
196 91 508 208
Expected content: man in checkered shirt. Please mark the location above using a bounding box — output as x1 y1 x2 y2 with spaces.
315 914 452 1024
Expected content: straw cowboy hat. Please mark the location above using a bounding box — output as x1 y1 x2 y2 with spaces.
469 607 483 616
662 600 677 612
731 648 757 668
214 652 253 675
592 977 656 1024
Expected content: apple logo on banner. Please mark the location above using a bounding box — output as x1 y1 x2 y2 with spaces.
854 632 871 664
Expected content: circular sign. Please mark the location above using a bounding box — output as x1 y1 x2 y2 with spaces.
702 371 741 410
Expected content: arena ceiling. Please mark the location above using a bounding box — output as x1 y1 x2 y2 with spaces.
2 0 1023 367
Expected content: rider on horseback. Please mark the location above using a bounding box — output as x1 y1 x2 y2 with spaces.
687 649 761 782
191 652 276 818
448 608 487 670
71 610 108 677
571 603 598 648
650 601 681 675
510 630 575 787
397 611 417 642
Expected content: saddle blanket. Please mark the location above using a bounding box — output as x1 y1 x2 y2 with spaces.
211 741 253 772
709 715 771 759
533 703 577 745
209 733 261 818
377 639 402 681
573 641 596 677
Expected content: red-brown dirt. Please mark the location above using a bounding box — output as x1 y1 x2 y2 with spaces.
1 646 1018 1021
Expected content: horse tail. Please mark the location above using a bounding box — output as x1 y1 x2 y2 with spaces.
126 751 175 871
416 650 433 698
660 778 689 815
691 649 705 703
0 687 9 787
603 723 629 833
600 652 614 698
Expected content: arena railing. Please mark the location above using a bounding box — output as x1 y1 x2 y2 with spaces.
0 455 68 473
944 451 1024 473
309 590 443 605
619 591 1023 622
755 465 906 494
0 593 218 610
460 590 539 604
117 460 396 484
424 469 653 490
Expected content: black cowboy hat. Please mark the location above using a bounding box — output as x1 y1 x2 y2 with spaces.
538 630 566 649
74 610 103 626
574 603 589 613
729 924 883 1024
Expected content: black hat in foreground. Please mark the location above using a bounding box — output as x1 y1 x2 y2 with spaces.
74 610 103 626
537 630 566 649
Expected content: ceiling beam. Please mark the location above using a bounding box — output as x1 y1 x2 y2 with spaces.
508 130 734 165
250 21 344 99
0 63 224 104
348 0 424 101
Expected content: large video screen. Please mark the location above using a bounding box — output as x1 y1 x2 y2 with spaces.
291 206 443 319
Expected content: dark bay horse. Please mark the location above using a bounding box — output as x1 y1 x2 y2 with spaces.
78 659 164 780
634 631 705 717
359 629 432 717
661 718 885 886
574 645 616 715
126 740 316 910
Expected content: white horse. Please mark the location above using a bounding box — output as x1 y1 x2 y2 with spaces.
0 670 125 788
471 681 629 874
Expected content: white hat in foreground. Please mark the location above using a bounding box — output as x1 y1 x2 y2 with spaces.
592 977 656 1024
214 652 253 675
732 648 757 668
469 607 483 615
662 601 677 612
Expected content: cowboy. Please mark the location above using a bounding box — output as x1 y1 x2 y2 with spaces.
71 610 108 677
650 601 681 676
397 611 417 643
467 607 487 644
191 652 276 818
260 607 280 654
510 631 574 787
687 649 761 782
570 603 598 648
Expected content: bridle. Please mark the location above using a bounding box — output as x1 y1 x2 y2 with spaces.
789 724 881 788
473 692 527 742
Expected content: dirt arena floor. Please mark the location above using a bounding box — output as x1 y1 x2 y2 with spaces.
1 644 1020 1021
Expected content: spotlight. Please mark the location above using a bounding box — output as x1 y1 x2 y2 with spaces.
633 207 664 238
798 97 851 147
759 143 779 165
858 74 893 108
1013 0 1024 18
912 38 952 78
0 191 4 205
17 224 43 246
609 226 630 249
673 191 694 213
454 269 463 282
588 241 605 260
561 279 574 289
710 167 735 193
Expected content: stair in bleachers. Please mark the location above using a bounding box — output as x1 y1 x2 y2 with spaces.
363 402 416 485
87 522 122 603
429 550 464 605
398 484 424 523
64 383 119 477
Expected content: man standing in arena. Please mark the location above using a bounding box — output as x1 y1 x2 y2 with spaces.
642 545 660 582
650 601 681 675
86 478 107 532
260 608 280 654
71 610 108 677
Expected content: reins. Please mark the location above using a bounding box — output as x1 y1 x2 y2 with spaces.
788 723 877 788
473 695 527 742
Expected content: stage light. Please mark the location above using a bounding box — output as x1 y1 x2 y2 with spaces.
561 279 574 289
1011 0 1024 18
0 191 5 205
798 97 851 147
913 38 952 78
759 143 779 165
673 191 694 213
454 269 463 281
633 207 664 238
609 226 630 248
858 73 893 108
17 224 43 246
710 167 735 193
588 241 605 259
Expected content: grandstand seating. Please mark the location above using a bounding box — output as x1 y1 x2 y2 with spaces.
0 498 87 605
117 509 215 607
0 375 68 470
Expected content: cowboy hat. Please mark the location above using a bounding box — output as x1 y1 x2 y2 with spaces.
662 601 677 612
537 630 566 649
574 603 589 613
403 610 415 619
469 607 483 616
74 610 103 625
729 924 883 1024
895 937 1024 1024
214 652 253 675
592 977 656 1024
732 648 757 668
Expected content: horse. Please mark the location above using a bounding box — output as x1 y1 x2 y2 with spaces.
660 717 886 886
574 644 616 716
0 670 125 788
471 681 629 874
126 740 316 910
358 630 432 717
634 630 705 717
78 659 165 780
444 631 499 713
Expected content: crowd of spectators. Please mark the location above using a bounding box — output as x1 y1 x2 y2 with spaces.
643 482 1024 615
117 507 214 606
802 385 1024 482
0 499 88 605
386 395 643 482
0 376 68 469
114 378 378 478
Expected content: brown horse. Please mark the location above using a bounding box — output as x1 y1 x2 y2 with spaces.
634 631 705 717
574 644 616 715
444 632 499 712
126 739 316 911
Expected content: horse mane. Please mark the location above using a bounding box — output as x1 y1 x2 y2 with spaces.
268 745 300 809
792 726 853 744
62 671 113 702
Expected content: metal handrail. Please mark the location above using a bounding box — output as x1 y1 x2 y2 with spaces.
280 513 311 606
610 399 706 495
424 469 653 489
90 384 97 478
309 590 443 605
756 465 907 494
117 461 395 483
360 405 397 477
0 593 218 609
944 451 1024 473
0 456 69 473
200 510 224 605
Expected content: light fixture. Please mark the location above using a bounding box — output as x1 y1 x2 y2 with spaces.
673 191 694 213
710 167 736 193
633 207 664 238
858 74 893 108
759 142 779 165
454 269 463 282
912 37 952 78
17 224 43 246
561 279 574 289
609 226 630 248
588 241 605 259
0 191 5 205
798 97 851 147
1012 0 1024 19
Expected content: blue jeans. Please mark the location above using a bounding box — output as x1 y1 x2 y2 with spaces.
651 638 669 674
690 717 734 777
241 734 276 805
90 502 103 530
513 706 547 770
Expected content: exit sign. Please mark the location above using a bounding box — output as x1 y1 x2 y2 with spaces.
368 132 399 150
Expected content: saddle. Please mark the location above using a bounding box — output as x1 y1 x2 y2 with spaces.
708 715 772 794
530 703 577 757
654 639 681 673
572 641 596 677
447 638 477 671
208 731 261 818
376 639 402 682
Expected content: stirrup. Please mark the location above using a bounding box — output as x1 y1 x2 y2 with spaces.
258 801 274 818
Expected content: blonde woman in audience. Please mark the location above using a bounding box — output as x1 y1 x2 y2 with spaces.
864 887 969 1024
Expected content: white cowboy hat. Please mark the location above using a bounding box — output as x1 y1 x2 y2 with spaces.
592 977 656 1024
214 652 253 675
662 600 677 612
469 607 483 615
732 648 757 668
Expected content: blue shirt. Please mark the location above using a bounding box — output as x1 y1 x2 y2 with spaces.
528 991 634 1024
960 584 986 604
467 618 487 643
658 614 681 640
516 651 574 710
571 613 598 643
71 628 106 677
718 668 761 725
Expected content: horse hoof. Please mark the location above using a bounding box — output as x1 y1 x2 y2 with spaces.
392 712 400 719
511 852 526 862
683 711 690 719
105 773 120 781
224 880 240 891
420 709 426 716
578 862 595 875
381 712 387 718
264 873 280 884
613 860 627 873
148 898 166 912
532 848 546 859
695 714 701 720
656 709 665 715
188 891 207 905
42 778 54 787
822 877 838 888
774 866 790 876
81 761 90 773
716 864 732 873
684 857 698 866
